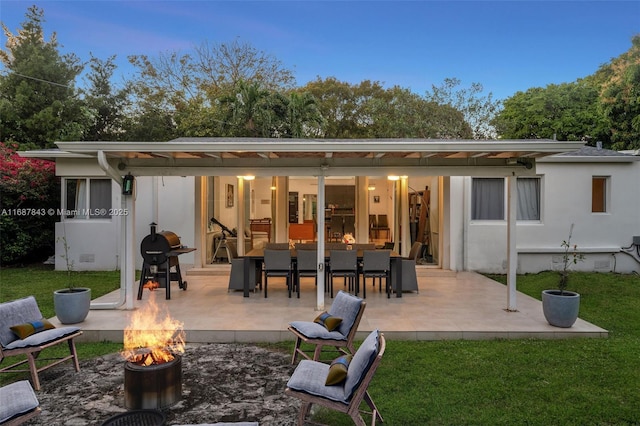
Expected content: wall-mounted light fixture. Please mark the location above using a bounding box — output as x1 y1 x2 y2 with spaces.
368 185 376 191
387 175 400 181
237 175 255 180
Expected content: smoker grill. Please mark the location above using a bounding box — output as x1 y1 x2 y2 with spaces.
138 223 196 300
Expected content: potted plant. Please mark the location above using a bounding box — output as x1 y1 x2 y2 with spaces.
53 233 91 324
542 224 585 328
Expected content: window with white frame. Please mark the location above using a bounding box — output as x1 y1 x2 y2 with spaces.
63 178 112 219
517 177 541 220
471 178 504 220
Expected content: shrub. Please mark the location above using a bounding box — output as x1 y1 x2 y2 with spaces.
0 142 59 264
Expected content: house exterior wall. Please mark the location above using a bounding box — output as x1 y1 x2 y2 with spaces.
463 159 640 275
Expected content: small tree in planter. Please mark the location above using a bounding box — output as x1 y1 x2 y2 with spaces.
542 224 585 327
53 231 91 324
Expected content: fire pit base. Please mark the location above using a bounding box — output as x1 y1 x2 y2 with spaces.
124 355 182 410
101 410 166 426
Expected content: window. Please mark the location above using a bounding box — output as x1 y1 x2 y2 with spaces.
471 178 504 220
592 176 608 213
517 177 540 220
64 178 112 219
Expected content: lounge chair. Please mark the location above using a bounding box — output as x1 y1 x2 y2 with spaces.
285 329 385 426
0 380 41 425
288 290 366 364
0 296 82 391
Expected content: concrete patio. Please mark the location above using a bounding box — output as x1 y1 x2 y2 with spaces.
63 267 608 343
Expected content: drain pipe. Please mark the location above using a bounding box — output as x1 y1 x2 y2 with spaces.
92 151 131 309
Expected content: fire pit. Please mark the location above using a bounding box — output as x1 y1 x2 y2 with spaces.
121 292 185 411
124 355 182 410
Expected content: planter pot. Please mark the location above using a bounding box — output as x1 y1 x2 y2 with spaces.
54 288 91 324
542 289 580 328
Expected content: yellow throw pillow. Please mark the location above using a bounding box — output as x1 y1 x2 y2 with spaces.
10 319 56 340
314 312 342 331
325 354 352 385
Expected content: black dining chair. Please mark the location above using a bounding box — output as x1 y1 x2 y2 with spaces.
295 249 318 292
328 249 359 298
263 249 296 298
362 250 391 298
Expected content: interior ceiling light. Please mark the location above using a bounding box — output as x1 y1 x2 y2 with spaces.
387 176 400 181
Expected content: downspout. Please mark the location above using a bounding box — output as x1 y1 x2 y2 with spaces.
92 151 129 309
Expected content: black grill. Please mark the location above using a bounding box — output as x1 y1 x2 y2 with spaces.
137 223 195 300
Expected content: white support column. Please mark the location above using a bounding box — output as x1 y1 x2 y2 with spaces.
316 175 326 311
274 177 288 243
507 175 518 311
124 192 136 310
237 177 246 256
355 176 369 243
400 177 410 257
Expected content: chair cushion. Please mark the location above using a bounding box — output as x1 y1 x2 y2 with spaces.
10 318 56 340
289 321 347 341
344 329 379 400
314 312 342 331
328 291 364 337
287 360 348 404
325 354 352 385
0 296 43 346
4 326 81 350
0 380 39 423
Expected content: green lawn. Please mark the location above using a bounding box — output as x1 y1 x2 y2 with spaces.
2 267 640 425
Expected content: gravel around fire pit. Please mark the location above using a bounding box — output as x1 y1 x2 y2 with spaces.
26 343 301 425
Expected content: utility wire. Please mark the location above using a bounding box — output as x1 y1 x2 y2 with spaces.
0 70 75 89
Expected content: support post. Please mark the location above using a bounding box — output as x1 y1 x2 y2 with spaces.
507 175 518 311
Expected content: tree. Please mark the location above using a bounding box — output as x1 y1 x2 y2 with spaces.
218 80 275 137
279 91 325 138
82 54 131 141
492 81 609 143
424 78 501 140
126 39 296 139
0 5 85 149
364 85 472 138
596 35 640 150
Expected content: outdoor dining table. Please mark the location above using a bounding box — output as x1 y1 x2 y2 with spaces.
240 248 404 298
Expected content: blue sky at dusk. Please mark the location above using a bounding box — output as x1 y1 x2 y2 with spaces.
1 1 638 100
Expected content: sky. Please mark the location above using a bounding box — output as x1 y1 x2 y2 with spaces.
1 0 638 100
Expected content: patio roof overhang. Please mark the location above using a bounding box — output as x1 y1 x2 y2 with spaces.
21 138 586 177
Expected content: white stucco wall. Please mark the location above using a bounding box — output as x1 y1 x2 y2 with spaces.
464 159 640 274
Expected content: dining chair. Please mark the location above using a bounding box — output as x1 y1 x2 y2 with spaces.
263 249 296 298
375 214 390 241
226 241 260 293
328 249 359 297
362 250 391 298
368 214 377 239
296 249 318 291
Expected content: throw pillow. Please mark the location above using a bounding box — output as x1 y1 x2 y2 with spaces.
314 312 342 331
325 354 352 385
10 319 56 340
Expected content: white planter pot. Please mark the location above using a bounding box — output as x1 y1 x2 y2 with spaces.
542 289 580 328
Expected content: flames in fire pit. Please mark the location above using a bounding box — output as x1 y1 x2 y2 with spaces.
122 292 185 410
122 291 185 365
